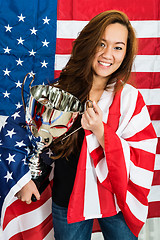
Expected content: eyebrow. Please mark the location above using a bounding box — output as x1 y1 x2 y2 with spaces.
102 39 126 45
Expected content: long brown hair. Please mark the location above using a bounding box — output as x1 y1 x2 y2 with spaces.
51 10 138 159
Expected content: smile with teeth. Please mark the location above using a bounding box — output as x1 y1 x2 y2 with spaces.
98 61 112 67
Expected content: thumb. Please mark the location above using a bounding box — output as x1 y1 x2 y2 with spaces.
92 101 101 114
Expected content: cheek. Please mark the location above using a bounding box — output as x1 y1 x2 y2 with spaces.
116 53 126 65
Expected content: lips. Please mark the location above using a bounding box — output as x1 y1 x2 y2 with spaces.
98 61 112 67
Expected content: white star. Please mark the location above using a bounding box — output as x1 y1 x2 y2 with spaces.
6 154 16 164
3 91 10 98
30 27 38 35
11 111 20 120
41 60 48 68
0 140 2 146
15 102 22 109
16 58 23 66
29 49 36 56
3 68 11 76
29 71 36 78
5 24 13 32
4 46 11 54
5 128 16 138
47 149 53 157
18 13 26 22
4 171 13 182
43 16 50 24
17 37 25 45
42 39 50 47
15 140 26 148
15 80 22 88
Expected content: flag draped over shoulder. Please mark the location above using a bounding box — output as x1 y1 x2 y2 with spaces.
0 0 160 239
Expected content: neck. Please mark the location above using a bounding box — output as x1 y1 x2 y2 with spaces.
92 75 109 91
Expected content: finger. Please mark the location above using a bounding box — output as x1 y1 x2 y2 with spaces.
33 189 40 201
26 199 32 204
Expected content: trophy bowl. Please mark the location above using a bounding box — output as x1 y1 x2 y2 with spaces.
22 74 83 200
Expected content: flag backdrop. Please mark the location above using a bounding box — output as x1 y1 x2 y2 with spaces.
0 0 160 239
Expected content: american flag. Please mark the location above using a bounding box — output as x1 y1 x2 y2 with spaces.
0 0 160 239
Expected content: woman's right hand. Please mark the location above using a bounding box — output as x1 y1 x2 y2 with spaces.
15 179 40 204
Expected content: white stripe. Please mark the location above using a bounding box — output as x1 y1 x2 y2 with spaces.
83 148 102 219
119 138 130 178
130 161 153 189
126 191 148 222
2 198 52 240
154 154 160 170
117 84 138 137
131 21 160 38
138 89 160 105
148 185 160 202
133 55 160 72
55 54 160 73
86 133 100 153
1 171 31 227
152 120 160 137
57 20 88 39
57 20 160 39
121 106 151 139
127 138 157 154
55 54 70 70
95 157 108 183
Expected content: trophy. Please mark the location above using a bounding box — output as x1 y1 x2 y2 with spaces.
22 73 84 201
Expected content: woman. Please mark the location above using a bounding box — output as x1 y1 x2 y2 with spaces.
16 10 157 239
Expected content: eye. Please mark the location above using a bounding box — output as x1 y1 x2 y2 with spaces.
114 46 123 50
100 42 106 48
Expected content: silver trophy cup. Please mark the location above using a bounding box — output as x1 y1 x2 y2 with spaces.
22 74 84 200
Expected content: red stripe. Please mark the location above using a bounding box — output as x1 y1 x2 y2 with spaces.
97 180 117 217
129 72 160 89
130 148 155 171
90 146 105 167
3 184 52 229
152 170 160 185
147 105 160 120
138 38 160 55
54 69 160 90
156 138 160 154
10 214 53 240
148 201 160 218
57 0 160 20
126 123 157 143
56 38 160 55
128 180 149 206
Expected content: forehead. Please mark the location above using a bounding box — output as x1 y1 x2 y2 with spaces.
102 23 128 43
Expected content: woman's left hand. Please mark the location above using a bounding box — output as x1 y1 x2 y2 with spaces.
81 101 104 148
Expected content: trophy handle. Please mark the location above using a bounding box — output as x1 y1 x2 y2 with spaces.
21 72 35 113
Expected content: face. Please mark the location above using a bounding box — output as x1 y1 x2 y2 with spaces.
92 23 128 83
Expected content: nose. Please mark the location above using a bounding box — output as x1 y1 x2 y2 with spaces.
102 46 113 59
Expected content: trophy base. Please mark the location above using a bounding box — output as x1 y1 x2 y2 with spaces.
31 164 52 202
